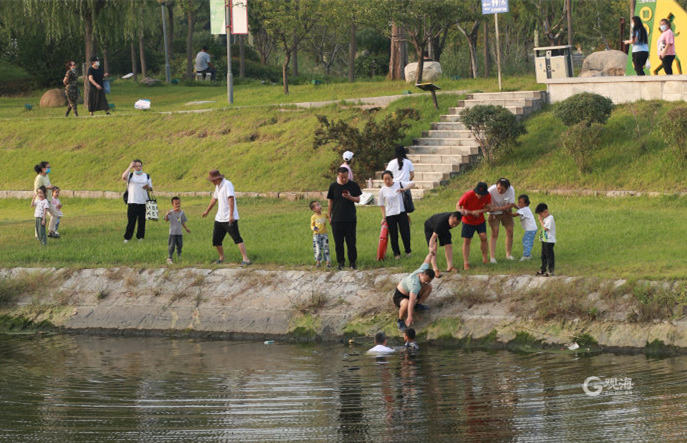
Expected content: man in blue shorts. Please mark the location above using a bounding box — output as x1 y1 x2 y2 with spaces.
457 182 492 270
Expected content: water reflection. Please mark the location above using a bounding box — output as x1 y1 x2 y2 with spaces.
1 335 687 442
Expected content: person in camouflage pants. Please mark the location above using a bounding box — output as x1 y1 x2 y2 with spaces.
63 60 79 117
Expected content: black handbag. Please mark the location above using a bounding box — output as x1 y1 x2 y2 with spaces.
402 183 415 213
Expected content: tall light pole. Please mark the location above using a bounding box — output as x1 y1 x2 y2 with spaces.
159 0 172 83
226 0 233 104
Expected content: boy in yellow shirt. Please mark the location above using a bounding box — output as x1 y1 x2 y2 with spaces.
309 201 331 268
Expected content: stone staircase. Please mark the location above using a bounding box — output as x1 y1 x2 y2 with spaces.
362 90 547 200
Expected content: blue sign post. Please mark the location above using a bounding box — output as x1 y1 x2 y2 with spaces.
482 0 508 90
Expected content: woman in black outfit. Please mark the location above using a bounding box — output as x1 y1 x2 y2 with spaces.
87 56 110 116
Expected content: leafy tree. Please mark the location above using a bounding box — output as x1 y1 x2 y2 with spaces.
460 105 526 164
178 0 202 80
560 122 602 173
313 108 421 181
455 0 482 78
554 92 614 127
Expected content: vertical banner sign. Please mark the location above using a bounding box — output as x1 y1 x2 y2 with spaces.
210 0 226 35
626 0 686 75
231 0 249 35
482 0 508 90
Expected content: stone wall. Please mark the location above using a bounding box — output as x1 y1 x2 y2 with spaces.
543 75 687 104
2 267 686 351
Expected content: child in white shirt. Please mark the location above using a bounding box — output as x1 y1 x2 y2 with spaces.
49 186 63 238
535 203 556 276
31 186 49 245
513 194 537 261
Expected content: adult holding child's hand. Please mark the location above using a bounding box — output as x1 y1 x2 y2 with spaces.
122 159 152 243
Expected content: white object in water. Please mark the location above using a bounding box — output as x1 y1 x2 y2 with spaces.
264 340 275 345
567 342 580 351
134 99 151 110
122 73 134 79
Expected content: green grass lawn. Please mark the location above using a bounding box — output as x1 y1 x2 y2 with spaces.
2 192 686 280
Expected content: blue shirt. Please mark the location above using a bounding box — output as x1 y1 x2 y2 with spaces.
632 29 649 53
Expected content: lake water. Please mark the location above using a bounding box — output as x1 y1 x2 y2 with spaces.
1 335 687 442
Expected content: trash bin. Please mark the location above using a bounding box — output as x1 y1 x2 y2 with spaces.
534 45 574 82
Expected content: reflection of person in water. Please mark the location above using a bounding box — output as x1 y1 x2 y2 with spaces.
337 359 369 441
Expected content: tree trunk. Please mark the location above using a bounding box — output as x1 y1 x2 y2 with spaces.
349 21 356 82
130 41 138 82
282 52 291 94
292 44 299 76
102 44 109 74
483 21 489 77
239 35 245 78
139 31 148 78
411 39 425 84
566 0 573 47
185 11 196 80
84 7 95 61
167 3 174 59
467 37 478 78
387 22 403 80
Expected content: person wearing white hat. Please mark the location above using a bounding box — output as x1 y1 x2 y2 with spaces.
340 151 354 181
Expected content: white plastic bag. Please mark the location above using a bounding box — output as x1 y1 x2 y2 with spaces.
134 99 151 110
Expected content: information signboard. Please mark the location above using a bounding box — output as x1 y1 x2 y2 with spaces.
482 0 508 15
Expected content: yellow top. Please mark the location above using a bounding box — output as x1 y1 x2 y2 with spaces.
310 213 328 234
34 174 51 193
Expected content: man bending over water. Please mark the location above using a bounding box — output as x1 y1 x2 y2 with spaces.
393 239 437 331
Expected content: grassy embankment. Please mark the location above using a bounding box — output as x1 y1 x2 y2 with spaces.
2 78 687 279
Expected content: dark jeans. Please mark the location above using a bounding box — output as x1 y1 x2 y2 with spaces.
662 55 675 75
541 242 555 274
331 221 357 266
124 203 146 240
197 67 216 81
632 51 648 75
168 235 183 258
386 213 411 256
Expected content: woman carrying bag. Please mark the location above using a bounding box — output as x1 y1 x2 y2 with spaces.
121 159 152 243
378 170 415 260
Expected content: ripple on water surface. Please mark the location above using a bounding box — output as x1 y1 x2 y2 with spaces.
1 335 687 442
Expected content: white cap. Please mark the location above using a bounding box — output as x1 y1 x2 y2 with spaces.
343 151 354 161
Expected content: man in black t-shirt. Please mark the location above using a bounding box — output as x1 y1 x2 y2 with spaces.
423 211 463 278
327 167 362 270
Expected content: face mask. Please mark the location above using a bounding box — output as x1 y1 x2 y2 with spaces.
71 67 77 72
94 61 100 68
135 170 143 175
46 168 51 174
660 24 668 31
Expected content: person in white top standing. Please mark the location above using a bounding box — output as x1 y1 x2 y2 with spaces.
378 170 414 259
386 145 415 183
340 151 354 181
121 159 152 243
535 202 556 277
202 169 251 265
513 194 537 261
487 178 516 263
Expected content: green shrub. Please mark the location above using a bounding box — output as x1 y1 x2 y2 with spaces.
313 108 421 181
460 105 526 164
661 106 687 162
554 92 614 127
560 122 603 173
355 53 390 78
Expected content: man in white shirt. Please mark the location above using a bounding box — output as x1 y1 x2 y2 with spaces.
202 169 251 265
195 46 216 81
487 177 516 263
367 332 395 354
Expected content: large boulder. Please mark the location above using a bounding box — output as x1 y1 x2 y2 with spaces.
39 88 67 108
579 50 627 77
404 61 442 84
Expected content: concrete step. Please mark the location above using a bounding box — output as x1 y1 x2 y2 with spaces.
422 129 473 138
411 162 463 173
407 153 472 164
458 98 536 108
409 145 479 156
467 90 546 101
374 170 451 181
440 114 465 122
431 122 467 130
448 105 527 115
415 137 478 147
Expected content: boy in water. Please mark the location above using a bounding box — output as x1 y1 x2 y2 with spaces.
404 328 419 352
535 203 556 276
164 196 191 264
309 201 331 268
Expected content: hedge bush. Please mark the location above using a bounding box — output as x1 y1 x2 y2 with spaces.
460 105 526 164
554 92 614 127
560 121 603 173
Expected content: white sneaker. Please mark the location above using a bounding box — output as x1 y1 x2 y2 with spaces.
166 258 173 265
506 256 514 261
123 239 129 243
519 256 531 261
138 238 143 242
490 258 498 264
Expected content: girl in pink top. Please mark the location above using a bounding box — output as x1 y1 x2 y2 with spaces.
657 18 676 75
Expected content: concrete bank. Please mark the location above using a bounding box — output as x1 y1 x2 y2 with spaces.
1 267 686 352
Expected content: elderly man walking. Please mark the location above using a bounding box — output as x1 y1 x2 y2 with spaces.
202 169 251 265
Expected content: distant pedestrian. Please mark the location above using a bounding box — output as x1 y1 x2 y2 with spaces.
457 182 492 270
340 151 354 181
165 196 191 265
327 167 362 270
535 203 556 276
48 187 63 239
367 332 395 354
309 200 331 268
33 161 60 237
31 186 48 246
378 170 414 259
487 178 516 263
624 16 649 76
121 160 152 243
87 56 110 116
657 18 676 75
63 60 79 117
202 169 251 265
513 194 537 261
195 46 216 81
